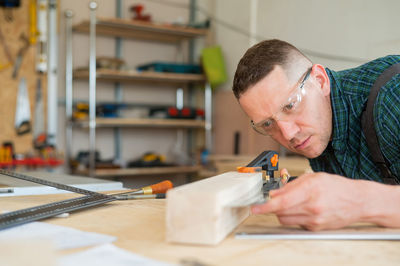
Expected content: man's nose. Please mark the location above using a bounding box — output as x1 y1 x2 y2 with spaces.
276 120 299 140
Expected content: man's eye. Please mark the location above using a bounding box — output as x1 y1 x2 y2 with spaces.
262 120 273 128
283 101 296 111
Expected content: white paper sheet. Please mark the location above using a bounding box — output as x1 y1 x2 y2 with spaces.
58 244 173 266
0 222 116 250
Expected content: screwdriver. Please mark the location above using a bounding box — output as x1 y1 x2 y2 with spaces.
114 193 166 200
130 180 173 195
112 180 173 200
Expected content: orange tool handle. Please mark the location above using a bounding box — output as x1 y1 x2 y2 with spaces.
144 180 173 195
237 166 262 173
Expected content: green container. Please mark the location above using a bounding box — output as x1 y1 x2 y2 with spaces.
201 46 227 89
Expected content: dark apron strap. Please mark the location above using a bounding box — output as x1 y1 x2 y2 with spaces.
361 63 400 185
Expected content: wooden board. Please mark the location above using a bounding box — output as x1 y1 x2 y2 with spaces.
1 193 400 265
0 2 47 153
73 68 206 85
73 117 206 129
166 171 263 245
73 17 208 43
75 165 201 177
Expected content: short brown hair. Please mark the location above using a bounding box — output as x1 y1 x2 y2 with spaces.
232 39 308 99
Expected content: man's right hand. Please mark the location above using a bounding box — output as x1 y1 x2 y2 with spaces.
252 171 400 231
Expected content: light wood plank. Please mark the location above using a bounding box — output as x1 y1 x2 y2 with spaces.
166 171 263 245
73 17 207 43
73 118 205 128
2 193 400 265
75 165 201 177
73 69 206 84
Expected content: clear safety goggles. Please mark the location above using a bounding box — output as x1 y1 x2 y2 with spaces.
251 68 312 136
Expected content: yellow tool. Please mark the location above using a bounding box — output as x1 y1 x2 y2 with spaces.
29 0 38 44
0 26 13 71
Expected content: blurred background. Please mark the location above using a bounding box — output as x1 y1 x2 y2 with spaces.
0 0 398 188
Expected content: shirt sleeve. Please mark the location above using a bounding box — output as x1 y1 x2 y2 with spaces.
374 75 400 178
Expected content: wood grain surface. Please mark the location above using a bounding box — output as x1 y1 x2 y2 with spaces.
1 193 400 265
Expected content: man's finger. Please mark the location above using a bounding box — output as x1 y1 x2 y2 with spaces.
280 168 290 185
269 174 304 198
251 190 309 214
277 214 311 226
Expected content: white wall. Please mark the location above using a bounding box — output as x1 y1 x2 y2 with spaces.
214 0 400 91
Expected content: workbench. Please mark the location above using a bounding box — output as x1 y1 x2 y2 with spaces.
1 193 400 266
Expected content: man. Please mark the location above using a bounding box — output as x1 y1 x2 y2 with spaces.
233 39 400 231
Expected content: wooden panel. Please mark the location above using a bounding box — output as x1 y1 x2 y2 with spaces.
1 193 400 265
73 118 206 128
73 17 208 43
75 165 201 177
0 2 47 153
213 90 280 155
73 69 206 85
166 171 262 245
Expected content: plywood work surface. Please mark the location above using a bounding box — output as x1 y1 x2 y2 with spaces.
1 193 400 266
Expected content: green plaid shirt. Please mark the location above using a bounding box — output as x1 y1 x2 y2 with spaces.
309 55 400 183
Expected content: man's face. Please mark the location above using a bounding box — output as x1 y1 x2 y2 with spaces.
238 65 332 158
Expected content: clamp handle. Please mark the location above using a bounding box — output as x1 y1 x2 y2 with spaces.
246 150 279 178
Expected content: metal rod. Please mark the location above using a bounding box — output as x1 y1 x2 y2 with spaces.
176 88 183 109
114 0 123 163
188 0 196 63
65 9 74 173
89 1 98 177
47 0 58 146
205 83 212 152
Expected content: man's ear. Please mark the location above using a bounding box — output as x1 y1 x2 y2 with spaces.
311 64 330 96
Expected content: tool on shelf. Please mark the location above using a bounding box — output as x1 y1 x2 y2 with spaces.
12 33 30 79
127 152 174 168
149 106 205 120
0 26 13 71
130 4 151 22
36 0 47 73
201 46 227 89
0 0 20 22
15 77 31 135
29 0 37 44
137 62 202 74
33 77 46 148
0 170 173 230
0 142 14 166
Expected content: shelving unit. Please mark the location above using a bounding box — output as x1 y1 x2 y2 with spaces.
73 68 206 84
75 165 202 178
73 17 208 42
72 118 206 129
64 2 212 178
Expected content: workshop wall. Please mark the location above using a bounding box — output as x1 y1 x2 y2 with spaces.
0 1 47 154
215 0 400 91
